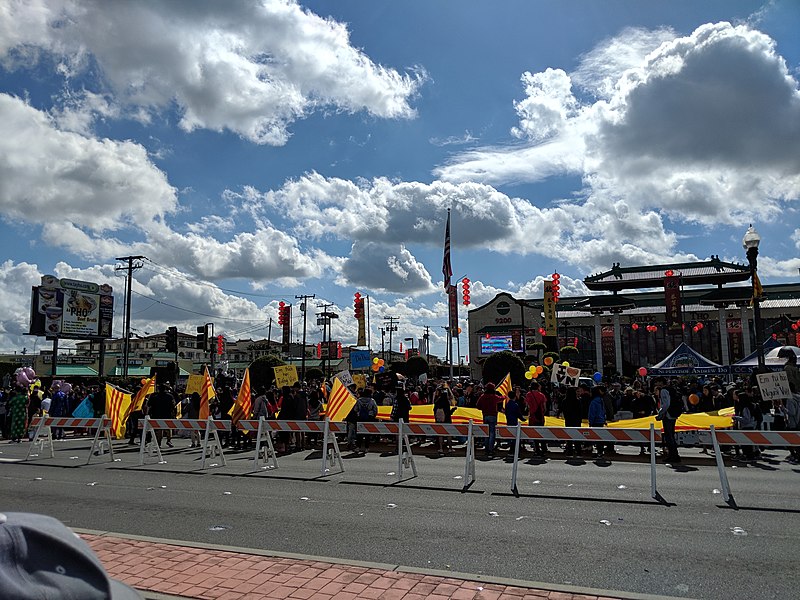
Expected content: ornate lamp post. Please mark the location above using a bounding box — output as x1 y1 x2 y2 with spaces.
743 225 765 370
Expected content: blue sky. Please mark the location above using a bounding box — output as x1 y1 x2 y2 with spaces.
1 0 799 358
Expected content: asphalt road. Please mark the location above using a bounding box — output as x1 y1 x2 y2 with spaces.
1 437 798 600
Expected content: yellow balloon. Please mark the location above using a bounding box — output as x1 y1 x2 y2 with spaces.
525 371 533 379
528 365 536 372
562 361 570 367
373 357 379 364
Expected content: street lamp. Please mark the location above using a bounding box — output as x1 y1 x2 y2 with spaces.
743 224 765 371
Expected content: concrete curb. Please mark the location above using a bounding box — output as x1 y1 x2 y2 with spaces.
76 527 697 600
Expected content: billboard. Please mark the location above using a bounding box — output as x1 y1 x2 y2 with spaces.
480 335 512 355
29 275 114 340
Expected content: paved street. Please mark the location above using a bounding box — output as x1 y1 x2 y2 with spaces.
1 436 798 600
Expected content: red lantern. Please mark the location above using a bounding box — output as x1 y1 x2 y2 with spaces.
664 270 674 277
793 323 798 331
538 327 546 336
631 323 639 331
772 333 778 340
278 301 285 325
462 277 471 306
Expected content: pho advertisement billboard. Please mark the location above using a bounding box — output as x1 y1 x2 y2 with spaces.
29 275 114 340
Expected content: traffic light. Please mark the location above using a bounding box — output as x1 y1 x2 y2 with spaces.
462 277 470 306
165 326 178 353
196 324 209 351
216 335 224 356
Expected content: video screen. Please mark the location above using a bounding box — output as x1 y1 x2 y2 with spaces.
480 335 512 355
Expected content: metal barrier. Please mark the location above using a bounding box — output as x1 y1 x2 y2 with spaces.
496 423 661 499
26 416 114 464
237 419 348 476
703 426 800 506
138 417 228 469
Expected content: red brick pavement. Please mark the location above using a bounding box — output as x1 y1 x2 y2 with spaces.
82 533 628 600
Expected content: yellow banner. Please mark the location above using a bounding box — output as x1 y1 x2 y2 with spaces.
274 365 299 388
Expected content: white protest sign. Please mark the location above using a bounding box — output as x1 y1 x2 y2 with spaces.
756 371 791 401
335 370 354 387
550 363 581 387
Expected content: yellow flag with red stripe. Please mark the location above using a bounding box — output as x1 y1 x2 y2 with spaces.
229 368 252 425
105 383 132 439
200 366 216 420
325 378 357 421
131 375 155 413
496 373 512 399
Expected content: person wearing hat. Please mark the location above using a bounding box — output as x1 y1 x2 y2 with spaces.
0 512 142 599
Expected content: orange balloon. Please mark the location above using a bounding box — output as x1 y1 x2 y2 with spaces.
536 365 543 375
543 356 553 366
688 393 700 406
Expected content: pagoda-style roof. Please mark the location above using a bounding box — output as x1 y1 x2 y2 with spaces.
584 256 751 292
573 294 637 313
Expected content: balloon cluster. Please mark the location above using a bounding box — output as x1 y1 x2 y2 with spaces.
524 364 545 380
371 357 385 373
14 366 37 388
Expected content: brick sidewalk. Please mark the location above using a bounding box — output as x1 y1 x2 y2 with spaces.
81 533 626 600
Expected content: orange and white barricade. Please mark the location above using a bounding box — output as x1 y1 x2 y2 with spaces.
502 424 663 500
356 420 421 482
26 416 114 464
703 426 800 506
237 417 279 471
138 416 228 469
238 419 347 476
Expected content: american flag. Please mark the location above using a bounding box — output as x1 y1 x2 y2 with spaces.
442 209 452 289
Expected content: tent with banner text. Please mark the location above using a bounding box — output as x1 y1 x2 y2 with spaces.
729 338 785 374
647 342 729 377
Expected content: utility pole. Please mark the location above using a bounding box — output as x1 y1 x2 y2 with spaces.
383 316 399 364
423 325 431 363
380 327 386 361
114 255 145 380
318 302 335 377
296 294 315 382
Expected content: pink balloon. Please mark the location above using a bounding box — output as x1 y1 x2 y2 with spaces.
23 367 35 379
16 373 30 387
61 382 72 394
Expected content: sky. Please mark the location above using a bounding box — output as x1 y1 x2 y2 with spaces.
1 0 799 360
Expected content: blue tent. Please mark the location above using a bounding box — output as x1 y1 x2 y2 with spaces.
730 339 792 374
648 342 729 376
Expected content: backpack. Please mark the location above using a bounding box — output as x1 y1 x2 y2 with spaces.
358 400 373 421
666 388 683 418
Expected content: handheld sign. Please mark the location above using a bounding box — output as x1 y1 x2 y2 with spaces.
273 365 299 388
551 364 581 387
756 371 791 402
335 370 354 387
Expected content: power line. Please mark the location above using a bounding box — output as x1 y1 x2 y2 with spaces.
141 259 287 299
129 289 270 322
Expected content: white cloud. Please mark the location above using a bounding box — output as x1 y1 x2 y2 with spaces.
434 21 800 267
0 0 423 145
0 93 177 231
0 260 42 345
340 242 436 294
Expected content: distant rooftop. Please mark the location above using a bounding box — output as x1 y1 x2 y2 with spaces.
584 256 751 291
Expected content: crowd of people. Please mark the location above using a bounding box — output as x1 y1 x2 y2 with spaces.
2 350 799 464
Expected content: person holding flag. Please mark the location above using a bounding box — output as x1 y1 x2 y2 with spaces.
228 369 252 450
127 376 155 445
